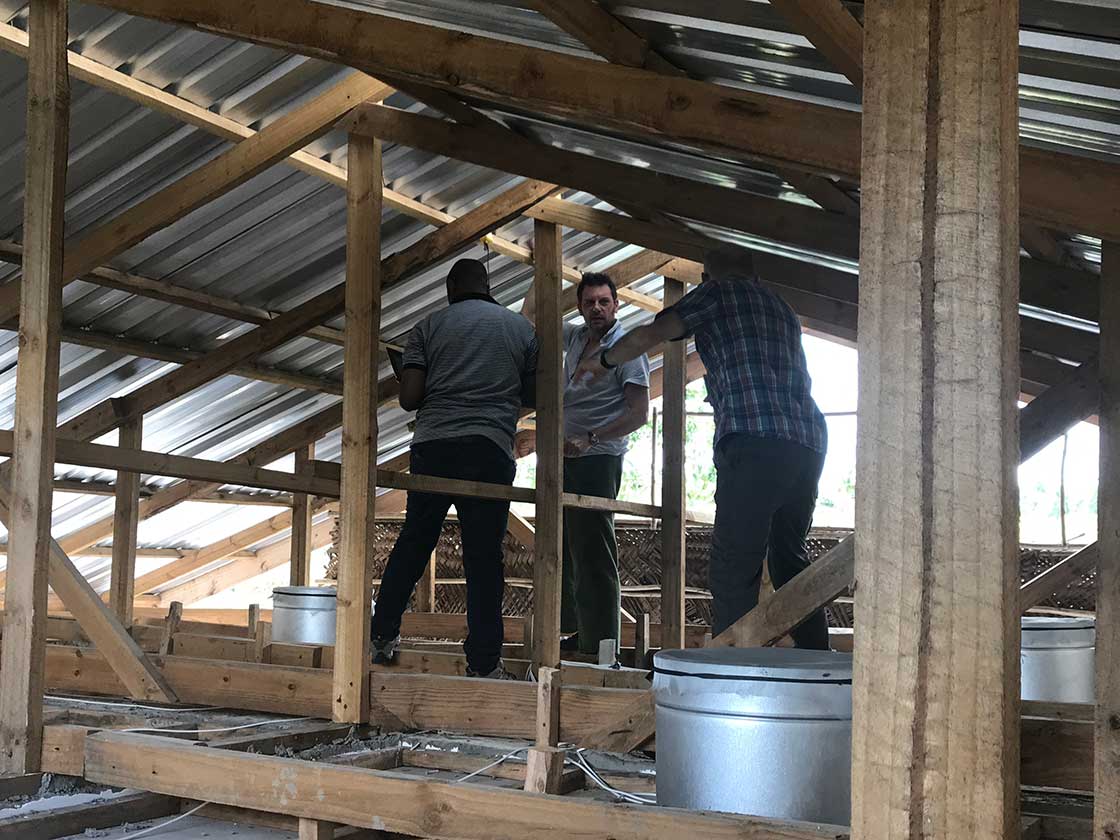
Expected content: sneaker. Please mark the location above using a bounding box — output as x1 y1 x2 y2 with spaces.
466 663 519 680
371 635 400 664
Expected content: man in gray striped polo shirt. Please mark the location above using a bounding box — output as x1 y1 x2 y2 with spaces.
371 259 538 679
519 272 650 656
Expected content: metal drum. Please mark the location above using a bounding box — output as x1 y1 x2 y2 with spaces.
652 647 852 826
271 586 338 646
1021 616 1095 704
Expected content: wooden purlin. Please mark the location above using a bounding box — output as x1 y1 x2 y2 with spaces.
88 0 1120 239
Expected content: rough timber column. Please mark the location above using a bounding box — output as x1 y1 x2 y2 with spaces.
531 219 563 670
332 134 382 723
289 442 314 587
109 414 142 627
660 277 687 650
0 0 69 776
852 1 1020 837
1097 240 1120 839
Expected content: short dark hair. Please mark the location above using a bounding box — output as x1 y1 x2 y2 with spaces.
576 272 617 305
447 258 489 292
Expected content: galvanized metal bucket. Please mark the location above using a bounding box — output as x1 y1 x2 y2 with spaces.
1021 615 1095 704
271 586 339 646
652 647 852 825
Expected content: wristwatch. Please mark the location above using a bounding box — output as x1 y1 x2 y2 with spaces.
599 348 616 370
587 431 599 446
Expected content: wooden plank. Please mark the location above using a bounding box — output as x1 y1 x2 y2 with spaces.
531 220 564 671
1020 359 1100 461
1018 542 1099 613
660 277 686 651
711 535 855 648
1021 717 1093 792
42 645 333 717
83 732 846 840
852 2 1021 838
109 415 142 627
535 666 561 748
333 134 382 724
523 0 678 73
0 791 178 840
402 749 582 794
1097 238 1120 837
90 0 1120 238
767 0 864 86
0 0 68 776
580 691 656 754
344 105 860 259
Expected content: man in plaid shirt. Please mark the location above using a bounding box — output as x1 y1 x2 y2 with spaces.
576 246 829 648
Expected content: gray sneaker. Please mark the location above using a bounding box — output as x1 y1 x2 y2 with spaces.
466 663 519 680
371 635 400 664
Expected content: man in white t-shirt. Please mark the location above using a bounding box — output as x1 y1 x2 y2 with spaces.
518 273 649 656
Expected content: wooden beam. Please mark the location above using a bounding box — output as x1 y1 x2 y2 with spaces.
0 790 178 839
0 0 68 776
0 73 388 326
83 731 846 840
1096 239 1120 838
0 431 340 497
55 400 348 557
88 0 1120 239
524 0 679 74
333 133 382 724
660 277 686 651
532 219 564 671
1020 358 1100 461
852 2 1021 837
149 516 334 608
290 443 315 587
344 104 860 259
768 0 864 86
1019 542 1099 614
109 415 141 628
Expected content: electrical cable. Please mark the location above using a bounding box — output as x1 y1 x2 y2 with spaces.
112 800 210 839
119 716 315 735
451 747 530 784
566 748 656 805
46 695 218 712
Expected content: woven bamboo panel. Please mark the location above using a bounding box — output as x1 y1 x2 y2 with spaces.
326 519 1089 627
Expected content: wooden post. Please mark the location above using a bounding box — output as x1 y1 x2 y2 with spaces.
524 666 564 794
660 277 686 651
157 601 182 657
634 612 651 670
109 415 142 628
416 551 437 613
1096 239 1120 839
332 133 382 723
531 220 563 671
298 818 336 840
289 442 315 587
0 0 69 776
852 1 1020 838
247 603 261 640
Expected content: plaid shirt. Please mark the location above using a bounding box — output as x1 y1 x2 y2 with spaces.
662 275 827 453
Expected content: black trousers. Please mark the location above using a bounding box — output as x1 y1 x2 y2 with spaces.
710 433 829 649
560 454 624 654
370 436 515 674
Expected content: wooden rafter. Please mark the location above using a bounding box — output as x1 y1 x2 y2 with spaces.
87 0 1120 239
767 0 864 87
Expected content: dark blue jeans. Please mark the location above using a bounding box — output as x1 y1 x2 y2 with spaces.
710 433 829 649
370 436 515 674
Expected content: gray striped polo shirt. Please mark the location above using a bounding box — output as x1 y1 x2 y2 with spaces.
403 295 538 456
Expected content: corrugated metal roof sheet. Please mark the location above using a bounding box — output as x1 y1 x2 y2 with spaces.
0 0 1115 582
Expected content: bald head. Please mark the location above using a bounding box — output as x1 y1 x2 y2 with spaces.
703 245 756 284
446 258 490 301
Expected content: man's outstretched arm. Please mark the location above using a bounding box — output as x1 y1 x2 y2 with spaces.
576 311 686 380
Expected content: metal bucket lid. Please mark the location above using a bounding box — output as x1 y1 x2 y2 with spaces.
654 647 852 683
1021 615 1095 650
652 648 852 720
273 586 338 598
